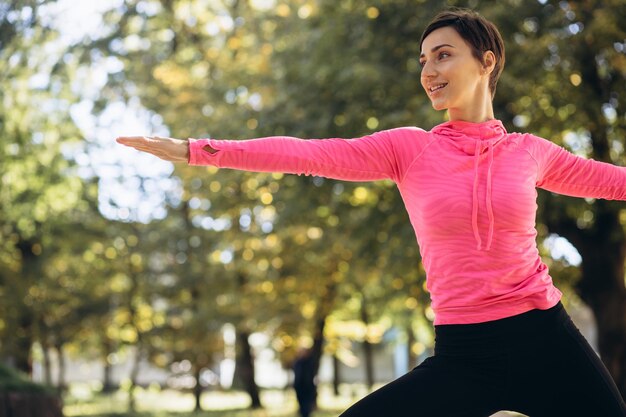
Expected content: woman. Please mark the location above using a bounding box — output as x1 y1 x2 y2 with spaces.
117 9 626 417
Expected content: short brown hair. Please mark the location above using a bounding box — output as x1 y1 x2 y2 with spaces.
420 9 505 98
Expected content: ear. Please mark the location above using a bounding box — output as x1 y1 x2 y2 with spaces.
482 50 497 75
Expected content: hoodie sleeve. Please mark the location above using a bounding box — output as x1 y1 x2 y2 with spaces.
188 127 427 183
528 134 626 200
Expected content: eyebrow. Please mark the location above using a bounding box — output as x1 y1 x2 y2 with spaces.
419 43 455 58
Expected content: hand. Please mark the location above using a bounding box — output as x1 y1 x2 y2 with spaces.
116 136 189 162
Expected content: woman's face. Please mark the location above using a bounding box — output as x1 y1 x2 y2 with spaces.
420 26 488 112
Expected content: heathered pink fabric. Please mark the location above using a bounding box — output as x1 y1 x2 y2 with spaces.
188 119 626 324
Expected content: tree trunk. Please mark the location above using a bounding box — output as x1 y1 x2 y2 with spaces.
407 323 418 370
360 301 375 390
42 343 52 386
14 240 40 376
235 329 262 408
332 353 341 396
15 312 33 375
193 365 203 411
310 317 325 381
54 342 66 393
102 338 115 393
128 346 142 412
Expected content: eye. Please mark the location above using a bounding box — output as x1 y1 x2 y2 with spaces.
419 60 426 68
438 51 450 60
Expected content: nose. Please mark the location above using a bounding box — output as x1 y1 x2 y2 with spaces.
420 62 436 91
421 60 437 78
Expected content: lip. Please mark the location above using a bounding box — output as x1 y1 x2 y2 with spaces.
427 82 448 96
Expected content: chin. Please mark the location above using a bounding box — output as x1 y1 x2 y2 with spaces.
431 101 447 111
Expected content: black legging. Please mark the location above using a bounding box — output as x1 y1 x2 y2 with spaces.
339 302 626 417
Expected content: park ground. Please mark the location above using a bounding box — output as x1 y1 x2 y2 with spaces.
62 383 526 417
64 384 354 417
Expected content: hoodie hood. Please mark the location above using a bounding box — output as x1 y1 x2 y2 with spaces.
432 119 509 251
432 119 508 153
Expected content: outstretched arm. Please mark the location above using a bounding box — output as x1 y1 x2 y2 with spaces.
117 128 423 183
531 135 626 200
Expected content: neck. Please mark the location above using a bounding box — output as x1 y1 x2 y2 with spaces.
447 90 495 123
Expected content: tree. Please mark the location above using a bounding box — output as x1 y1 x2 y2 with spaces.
0 0 96 375
489 0 626 395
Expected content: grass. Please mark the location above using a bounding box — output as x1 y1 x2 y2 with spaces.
62 384 528 417
63 384 350 417
64 411 337 417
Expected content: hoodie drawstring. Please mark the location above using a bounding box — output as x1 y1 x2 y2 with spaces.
471 141 495 251
485 144 495 250
471 141 482 250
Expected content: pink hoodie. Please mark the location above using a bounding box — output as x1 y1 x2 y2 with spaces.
189 119 626 324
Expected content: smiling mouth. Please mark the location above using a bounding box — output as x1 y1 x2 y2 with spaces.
429 83 448 94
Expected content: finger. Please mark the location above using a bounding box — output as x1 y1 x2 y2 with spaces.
117 142 151 152
117 137 164 151
117 136 186 161
116 136 148 142
116 139 161 154
117 135 165 145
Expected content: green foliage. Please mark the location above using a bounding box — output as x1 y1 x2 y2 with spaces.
0 0 103 373
0 364 53 394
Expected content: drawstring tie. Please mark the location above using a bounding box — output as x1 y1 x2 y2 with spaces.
471 141 495 251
